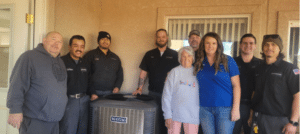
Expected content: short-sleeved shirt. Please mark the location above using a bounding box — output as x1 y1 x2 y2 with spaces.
61 53 90 95
252 58 299 117
196 55 240 107
234 56 261 102
139 47 179 93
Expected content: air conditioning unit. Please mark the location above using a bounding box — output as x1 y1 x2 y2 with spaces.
89 94 157 134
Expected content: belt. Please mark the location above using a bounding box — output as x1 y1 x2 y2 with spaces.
69 93 86 99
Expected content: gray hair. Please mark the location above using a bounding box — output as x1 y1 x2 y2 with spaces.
178 46 195 63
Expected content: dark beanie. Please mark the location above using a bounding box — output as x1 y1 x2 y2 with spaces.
262 34 283 51
97 31 111 43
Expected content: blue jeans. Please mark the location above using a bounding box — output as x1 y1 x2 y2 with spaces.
200 106 235 134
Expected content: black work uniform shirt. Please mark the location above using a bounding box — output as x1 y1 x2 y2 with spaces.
83 47 123 95
234 56 261 104
139 47 179 93
61 53 90 96
252 58 299 117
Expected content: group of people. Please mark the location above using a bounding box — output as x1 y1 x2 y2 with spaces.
6 31 123 134
6 28 299 134
160 31 299 134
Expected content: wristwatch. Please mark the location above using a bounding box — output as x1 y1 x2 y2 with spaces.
289 120 299 126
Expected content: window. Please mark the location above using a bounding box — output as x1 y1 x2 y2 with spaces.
167 15 250 57
0 8 11 88
288 20 300 67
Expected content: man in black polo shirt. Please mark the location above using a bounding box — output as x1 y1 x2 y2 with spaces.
132 29 179 134
250 34 299 134
233 34 261 134
59 35 90 134
84 31 123 101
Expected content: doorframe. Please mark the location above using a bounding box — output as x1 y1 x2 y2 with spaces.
0 4 14 92
0 0 49 91
33 0 48 48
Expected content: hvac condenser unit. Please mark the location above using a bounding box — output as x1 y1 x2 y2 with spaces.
89 94 157 134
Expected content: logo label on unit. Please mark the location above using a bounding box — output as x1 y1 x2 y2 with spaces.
110 116 127 124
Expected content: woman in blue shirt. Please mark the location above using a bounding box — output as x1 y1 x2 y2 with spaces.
194 32 241 134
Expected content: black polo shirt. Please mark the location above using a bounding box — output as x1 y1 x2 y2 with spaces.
252 58 299 117
61 53 90 96
83 47 123 94
140 47 179 93
234 56 261 103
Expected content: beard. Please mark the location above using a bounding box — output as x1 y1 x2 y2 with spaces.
156 41 167 48
190 41 199 48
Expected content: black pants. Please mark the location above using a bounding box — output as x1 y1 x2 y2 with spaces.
59 95 90 134
20 116 59 134
149 91 168 134
250 112 289 134
233 104 251 134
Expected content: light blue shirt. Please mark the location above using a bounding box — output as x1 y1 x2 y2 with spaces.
162 65 200 124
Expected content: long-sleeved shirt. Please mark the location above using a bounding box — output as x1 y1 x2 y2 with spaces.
83 47 123 94
6 43 68 122
162 65 200 124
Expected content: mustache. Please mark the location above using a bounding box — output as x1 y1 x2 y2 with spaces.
75 50 82 53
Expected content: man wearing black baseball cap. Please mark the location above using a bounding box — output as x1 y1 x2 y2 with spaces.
250 34 299 134
84 31 124 101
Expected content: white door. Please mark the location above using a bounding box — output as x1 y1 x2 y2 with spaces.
0 0 34 134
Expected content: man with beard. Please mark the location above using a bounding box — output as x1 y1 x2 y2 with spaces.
132 29 179 134
188 30 203 134
188 30 201 57
84 31 123 100
59 35 90 134
250 34 299 134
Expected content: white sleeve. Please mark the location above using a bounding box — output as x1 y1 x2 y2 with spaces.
162 68 176 120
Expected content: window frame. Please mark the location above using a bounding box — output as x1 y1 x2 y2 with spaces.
287 20 300 67
165 14 251 57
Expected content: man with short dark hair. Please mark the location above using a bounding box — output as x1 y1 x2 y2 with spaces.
84 31 123 101
7 31 68 134
132 29 179 134
233 34 261 134
250 34 299 134
59 35 90 134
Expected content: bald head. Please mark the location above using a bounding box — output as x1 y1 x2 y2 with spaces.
45 31 61 38
42 31 63 57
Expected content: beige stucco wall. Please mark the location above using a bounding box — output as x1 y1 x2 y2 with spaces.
54 0 300 93
54 0 102 55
